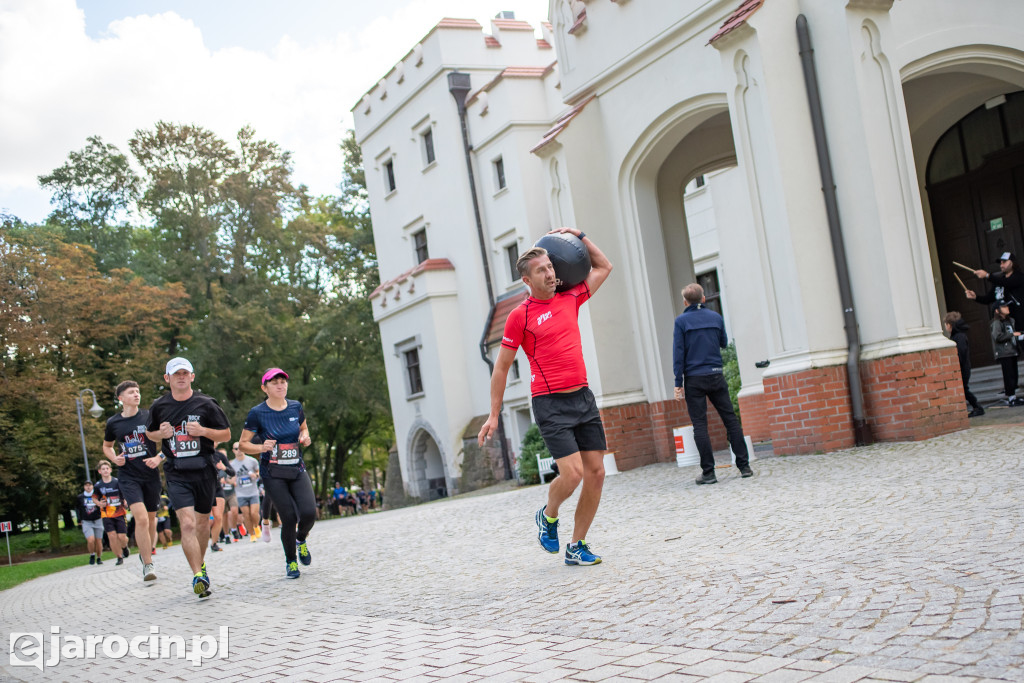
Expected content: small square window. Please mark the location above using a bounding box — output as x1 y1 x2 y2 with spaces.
422 128 435 165
493 157 506 191
384 159 396 193
413 229 429 264
405 348 423 395
505 242 519 282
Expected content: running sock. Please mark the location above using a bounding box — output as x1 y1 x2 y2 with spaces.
545 514 558 524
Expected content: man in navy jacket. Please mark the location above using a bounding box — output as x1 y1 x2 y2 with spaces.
673 283 753 485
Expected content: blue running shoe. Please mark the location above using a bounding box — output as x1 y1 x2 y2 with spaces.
297 540 311 566
286 561 300 579
565 540 602 566
192 573 211 596
535 506 559 553
200 562 208 580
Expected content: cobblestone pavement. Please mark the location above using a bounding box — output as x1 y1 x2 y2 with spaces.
2 426 1021 682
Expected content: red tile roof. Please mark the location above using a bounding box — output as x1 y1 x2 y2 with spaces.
437 18 483 30
568 8 587 35
530 95 596 154
485 35 501 47
485 289 529 346
708 0 765 45
467 63 556 105
492 18 536 31
536 38 552 49
370 258 455 300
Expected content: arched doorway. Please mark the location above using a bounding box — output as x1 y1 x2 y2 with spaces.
409 429 447 501
619 97 768 402
926 90 1024 368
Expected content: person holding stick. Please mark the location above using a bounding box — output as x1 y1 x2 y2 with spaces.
964 253 1024 333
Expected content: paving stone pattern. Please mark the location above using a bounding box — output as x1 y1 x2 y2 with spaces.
1 426 1021 682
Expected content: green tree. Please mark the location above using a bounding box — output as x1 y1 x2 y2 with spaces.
38 136 141 273
0 227 187 549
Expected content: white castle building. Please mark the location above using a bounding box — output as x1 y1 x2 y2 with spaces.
354 0 1024 499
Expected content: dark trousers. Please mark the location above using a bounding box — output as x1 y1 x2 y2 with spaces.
263 472 317 563
999 356 1019 397
684 373 749 476
961 366 981 410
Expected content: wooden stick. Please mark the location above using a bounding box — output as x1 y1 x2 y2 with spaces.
952 261 977 274
954 272 971 293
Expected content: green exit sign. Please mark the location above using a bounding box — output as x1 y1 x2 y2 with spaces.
990 217 1004 231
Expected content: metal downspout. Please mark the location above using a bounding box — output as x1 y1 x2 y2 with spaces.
796 14 872 446
448 71 515 480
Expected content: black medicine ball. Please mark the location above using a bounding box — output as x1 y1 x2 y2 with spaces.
535 232 591 293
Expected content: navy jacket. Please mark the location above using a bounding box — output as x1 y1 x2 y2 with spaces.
673 303 727 386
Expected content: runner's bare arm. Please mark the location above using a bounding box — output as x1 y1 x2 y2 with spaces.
477 346 517 446
239 429 275 455
102 440 125 466
299 420 311 447
581 234 612 296
185 422 231 443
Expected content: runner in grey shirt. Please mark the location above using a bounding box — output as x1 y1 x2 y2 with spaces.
230 443 262 542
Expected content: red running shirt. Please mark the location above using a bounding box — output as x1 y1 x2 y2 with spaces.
501 282 591 397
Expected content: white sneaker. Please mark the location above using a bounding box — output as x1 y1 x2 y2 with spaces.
142 563 157 582
261 521 272 543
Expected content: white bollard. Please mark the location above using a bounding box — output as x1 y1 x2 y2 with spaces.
673 426 699 467
603 452 619 475
730 435 756 464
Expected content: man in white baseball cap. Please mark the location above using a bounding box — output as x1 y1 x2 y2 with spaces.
146 357 231 598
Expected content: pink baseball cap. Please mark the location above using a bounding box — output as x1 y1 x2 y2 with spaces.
261 368 289 384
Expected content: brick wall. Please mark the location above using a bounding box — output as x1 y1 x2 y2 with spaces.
763 346 968 454
601 397 730 472
860 347 968 441
738 390 771 442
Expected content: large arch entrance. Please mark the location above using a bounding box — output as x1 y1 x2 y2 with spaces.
409 429 448 501
620 96 768 415
903 47 1024 368
926 90 1024 368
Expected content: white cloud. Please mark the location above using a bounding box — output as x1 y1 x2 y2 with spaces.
0 0 550 222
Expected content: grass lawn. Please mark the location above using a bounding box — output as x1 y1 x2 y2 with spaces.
0 554 90 592
5 528 88 557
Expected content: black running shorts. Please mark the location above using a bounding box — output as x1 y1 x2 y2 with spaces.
156 517 171 532
532 386 607 459
119 477 161 512
166 477 217 515
102 517 127 534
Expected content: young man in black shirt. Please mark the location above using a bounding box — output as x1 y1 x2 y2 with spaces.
92 461 129 564
146 357 231 598
77 481 104 565
103 380 163 583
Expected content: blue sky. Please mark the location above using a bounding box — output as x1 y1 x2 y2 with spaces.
0 0 550 223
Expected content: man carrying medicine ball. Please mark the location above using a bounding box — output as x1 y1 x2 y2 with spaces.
478 227 613 566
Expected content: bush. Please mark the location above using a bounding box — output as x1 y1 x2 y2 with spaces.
517 424 550 485
722 342 741 418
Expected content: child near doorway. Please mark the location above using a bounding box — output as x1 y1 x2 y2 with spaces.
990 300 1023 406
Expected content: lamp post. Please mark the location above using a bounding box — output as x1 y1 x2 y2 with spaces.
75 389 103 480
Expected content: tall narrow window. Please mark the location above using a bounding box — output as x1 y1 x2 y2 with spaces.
511 359 520 381
413 229 429 264
494 157 506 191
422 128 435 165
405 348 423 395
505 242 519 281
698 270 723 317
384 159 396 192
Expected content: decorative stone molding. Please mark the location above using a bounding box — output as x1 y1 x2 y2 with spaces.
846 0 894 10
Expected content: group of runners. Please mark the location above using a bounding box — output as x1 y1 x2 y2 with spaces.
83 360 318 597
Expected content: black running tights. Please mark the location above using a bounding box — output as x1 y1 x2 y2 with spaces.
262 472 317 563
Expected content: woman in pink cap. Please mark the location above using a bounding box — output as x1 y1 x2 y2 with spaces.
239 368 316 578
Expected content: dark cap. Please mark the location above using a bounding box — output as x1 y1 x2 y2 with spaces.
999 252 1016 263
995 299 1010 308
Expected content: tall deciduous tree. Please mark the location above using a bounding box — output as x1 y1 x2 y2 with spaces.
0 227 187 549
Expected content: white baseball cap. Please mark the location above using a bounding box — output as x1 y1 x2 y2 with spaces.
165 357 194 375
